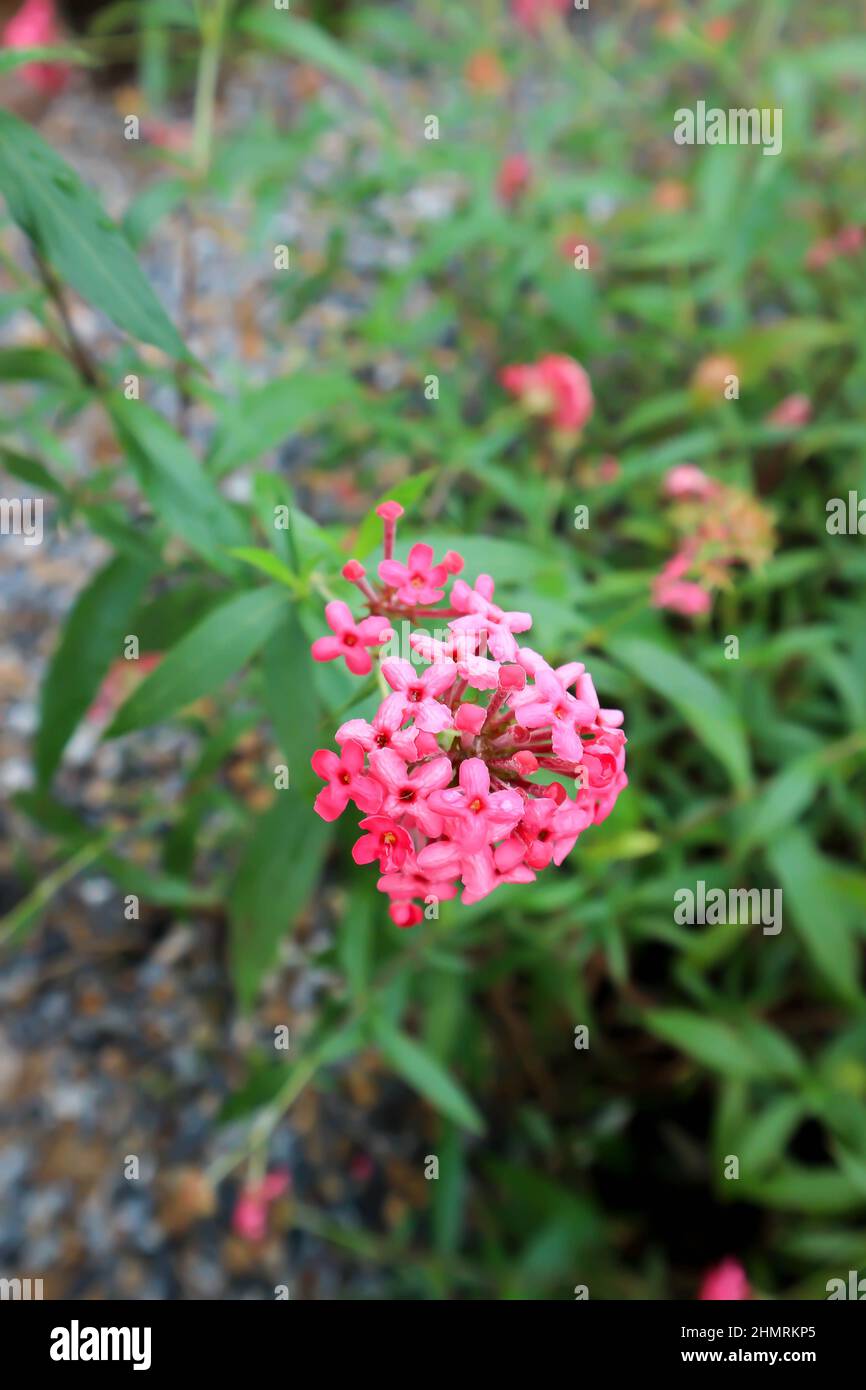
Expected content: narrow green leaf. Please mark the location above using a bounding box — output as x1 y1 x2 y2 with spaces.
768 831 862 1006
106 585 288 736
372 1017 485 1135
610 638 752 791
0 110 185 357
206 373 362 475
107 396 246 571
36 554 153 784
229 794 331 1011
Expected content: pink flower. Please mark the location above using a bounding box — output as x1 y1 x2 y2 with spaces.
806 225 864 269
663 465 718 501
511 0 571 33
428 758 524 850
337 692 420 760
500 354 594 433
368 748 453 836
311 600 392 676
308 499 628 924
496 154 532 205
378 542 453 606
2 0 69 95
699 1258 750 1301
311 740 382 822
381 657 457 733
766 393 812 430
231 1170 290 1243
652 563 712 617
353 815 414 872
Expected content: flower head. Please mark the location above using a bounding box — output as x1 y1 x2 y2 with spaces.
2 0 69 95
309 501 627 925
500 354 594 434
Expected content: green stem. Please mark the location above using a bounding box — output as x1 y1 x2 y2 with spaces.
191 0 231 179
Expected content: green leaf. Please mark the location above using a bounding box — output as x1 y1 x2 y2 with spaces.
0 110 185 357
610 638 752 791
238 10 389 124
767 831 862 1007
206 373 362 475
644 1010 773 1081
230 546 302 592
0 45 93 76
372 1017 485 1135
229 794 331 1011
107 396 246 571
35 554 154 785
262 607 320 796
0 346 78 387
106 585 288 736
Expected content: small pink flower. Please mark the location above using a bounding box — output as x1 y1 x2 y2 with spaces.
368 748 453 836
231 1170 290 1243
699 1258 750 1301
381 657 457 733
378 542 452 606
496 154 532 206
766 393 812 430
652 569 712 617
337 692 420 760
2 0 69 95
500 354 594 433
353 815 414 872
428 757 524 850
806 225 864 269
664 465 718 501
511 0 571 33
311 600 392 676
311 740 383 822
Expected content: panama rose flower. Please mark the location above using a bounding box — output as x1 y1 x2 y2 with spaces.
311 600 392 676
765 393 812 430
378 541 461 606
500 354 594 433
698 1258 750 1301
2 0 69 95
653 467 774 618
232 1170 291 1243
311 741 383 822
511 0 571 32
496 154 532 206
805 225 864 270
311 501 627 926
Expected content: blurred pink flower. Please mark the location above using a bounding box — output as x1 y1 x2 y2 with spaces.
699 1258 750 1301
664 465 718 501
496 153 532 206
511 0 571 32
232 1170 291 1243
500 353 594 432
87 654 162 723
766 393 812 429
652 553 712 616
2 0 69 95
805 225 864 270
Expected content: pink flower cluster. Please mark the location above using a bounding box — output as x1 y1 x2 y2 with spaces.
652 465 774 618
2 0 69 95
500 353 594 433
311 502 627 928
